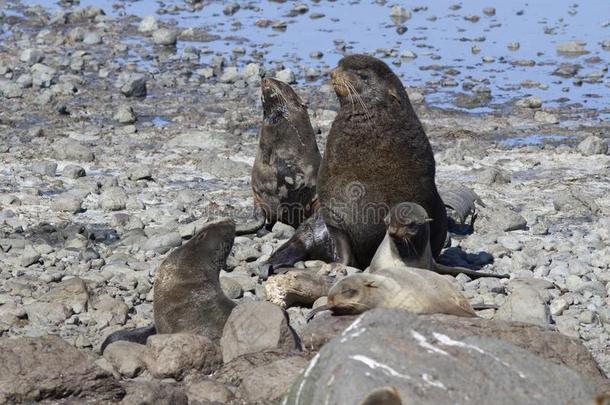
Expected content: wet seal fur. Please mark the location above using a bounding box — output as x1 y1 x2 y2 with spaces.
100 218 236 352
262 54 447 275
370 202 509 279
252 78 321 229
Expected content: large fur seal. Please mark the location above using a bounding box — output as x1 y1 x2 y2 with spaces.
307 266 477 318
100 218 236 352
251 78 321 229
370 202 509 279
262 54 447 274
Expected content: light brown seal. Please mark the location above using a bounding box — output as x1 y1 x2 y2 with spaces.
262 54 447 274
307 266 476 318
101 218 236 352
370 202 509 279
252 78 321 229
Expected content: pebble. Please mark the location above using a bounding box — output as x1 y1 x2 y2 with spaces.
152 29 177 46
138 15 158 33
114 105 137 124
275 69 296 84
557 40 589 55
577 136 608 156
118 73 147 98
515 95 542 109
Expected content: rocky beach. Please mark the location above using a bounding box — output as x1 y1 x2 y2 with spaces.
0 0 609 403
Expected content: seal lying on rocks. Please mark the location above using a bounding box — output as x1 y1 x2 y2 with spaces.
369 202 509 279
261 54 447 275
251 77 321 229
306 266 477 319
101 219 236 352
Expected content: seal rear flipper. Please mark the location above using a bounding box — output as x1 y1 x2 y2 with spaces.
100 324 156 354
434 262 509 279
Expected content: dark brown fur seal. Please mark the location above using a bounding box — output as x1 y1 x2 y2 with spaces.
370 202 509 279
262 54 447 274
251 78 321 229
101 219 236 352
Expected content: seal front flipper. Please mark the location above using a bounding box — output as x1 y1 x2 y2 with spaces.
100 324 156 354
258 212 356 280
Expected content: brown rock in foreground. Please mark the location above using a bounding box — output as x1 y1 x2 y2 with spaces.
0 335 124 404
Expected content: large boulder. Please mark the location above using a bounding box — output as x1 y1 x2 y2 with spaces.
0 335 124 403
285 309 604 405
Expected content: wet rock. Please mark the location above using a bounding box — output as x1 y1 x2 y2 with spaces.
186 379 235 404
152 29 177 46
122 381 187 405
138 15 158 33
275 68 296 84
577 136 608 156
220 301 301 363
99 187 128 211
0 335 123 403
223 3 240 16
494 285 551 327
515 95 542 109
114 104 137 124
557 40 589 55
220 67 242 83
476 167 511 185
534 111 559 124
264 270 334 309
400 50 417 59
507 42 520 50
284 310 600 405
103 341 147 378
54 138 95 162
83 31 102 45
553 63 580 78
482 7 496 16
145 333 222 379
389 5 411 21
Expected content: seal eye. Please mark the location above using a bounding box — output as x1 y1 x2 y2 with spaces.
342 288 358 298
357 72 369 80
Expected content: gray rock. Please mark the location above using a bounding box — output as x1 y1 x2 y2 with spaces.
54 138 95 162
389 5 411 21
83 31 102 45
91 295 129 327
220 66 242 83
553 63 580 78
264 270 335 309
142 231 182 254
31 160 57 176
220 301 301 363
152 29 177 46
128 165 152 180
483 7 496 16
52 191 83 213
104 341 147 378
117 73 147 98
223 3 240 15
220 277 244 299
20 48 45 65
62 164 86 178
477 204 527 232
0 335 123 403
25 302 72 326
271 221 296 239
30 63 57 87
20 245 41 267
0 80 23 98
237 356 309 403
534 111 559 124
114 104 137 124
515 95 542 108
476 167 511 185
284 310 599 405
144 333 222 379
122 381 187 405
99 187 128 211
494 285 551 327
577 136 608 156
186 379 235 404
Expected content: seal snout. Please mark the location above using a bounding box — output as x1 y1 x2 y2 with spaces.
330 67 350 97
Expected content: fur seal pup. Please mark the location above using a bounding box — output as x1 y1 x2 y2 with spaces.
370 202 509 279
101 218 236 352
262 54 447 273
306 266 477 318
251 78 321 229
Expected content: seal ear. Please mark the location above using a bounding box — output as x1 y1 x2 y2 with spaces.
388 87 401 105
364 279 381 288
359 386 402 405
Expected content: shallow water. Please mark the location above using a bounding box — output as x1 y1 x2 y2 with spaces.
9 0 610 114
499 133 575 147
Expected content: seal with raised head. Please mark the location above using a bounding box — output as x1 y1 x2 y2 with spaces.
262 54 447 274
251 77 321 229
307 266 477 319
370 202 509 279
101 218 236 352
